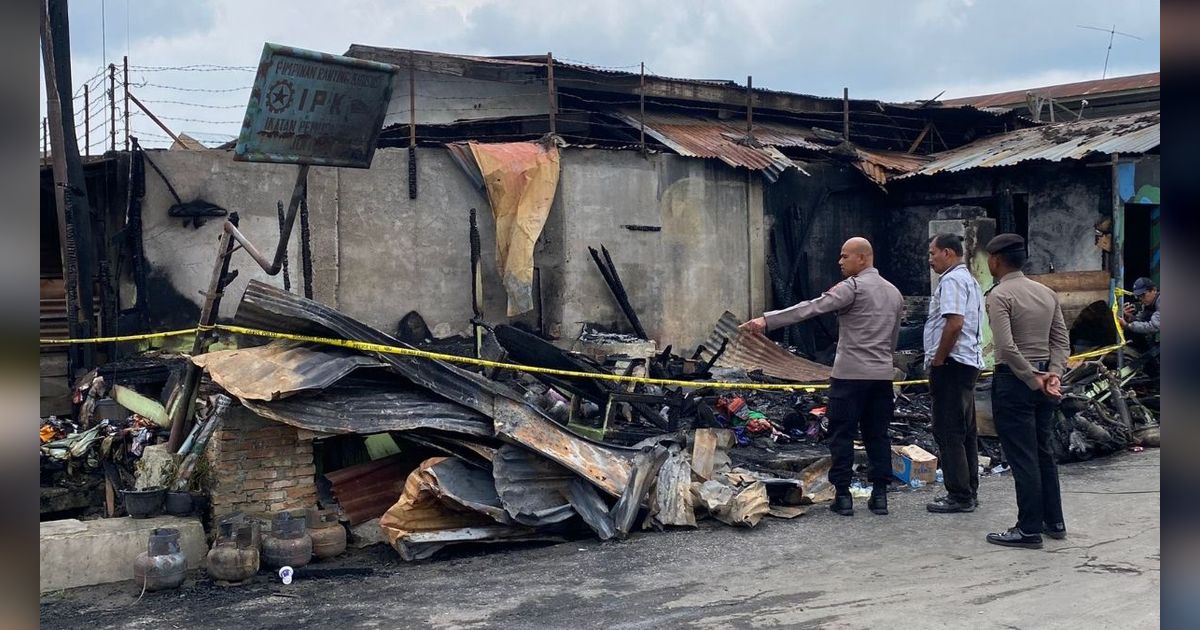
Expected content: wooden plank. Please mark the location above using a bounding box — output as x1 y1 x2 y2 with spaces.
1029 271 1111 293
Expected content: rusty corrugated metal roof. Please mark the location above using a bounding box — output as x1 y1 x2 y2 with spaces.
192 340 385 401
326 454 415 526
609 110 821 179
697 312 832 383
942 72 1160 108
897 112 1159 179
853 148 930 186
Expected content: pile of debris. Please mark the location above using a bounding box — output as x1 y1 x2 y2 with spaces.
40 359 187 518
193 281 816 560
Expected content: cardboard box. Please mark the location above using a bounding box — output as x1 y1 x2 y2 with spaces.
892 444 938 484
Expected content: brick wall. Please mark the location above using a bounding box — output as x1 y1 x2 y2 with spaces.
205 405 317 527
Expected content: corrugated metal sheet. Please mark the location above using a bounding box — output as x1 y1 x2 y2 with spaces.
898 112 1159 179
192 340 385 401
609 111 810 179
697 312 832 383
942 72 1160 108
491 444 575 526
325 453 415 525
240 378 494 437
852 148 930 186
492 396 634 498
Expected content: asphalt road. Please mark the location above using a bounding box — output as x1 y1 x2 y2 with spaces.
41 449 1160 629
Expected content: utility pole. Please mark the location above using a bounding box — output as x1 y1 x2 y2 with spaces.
546 52 556 135
42 0 97 375
843 87 850 141
108 62 116 152
746 75 754 135
639 62 645 156
83 83 89 156
408 51 417 200
123 55 129 150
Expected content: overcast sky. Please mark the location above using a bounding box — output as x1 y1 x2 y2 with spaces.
41 0 1160 150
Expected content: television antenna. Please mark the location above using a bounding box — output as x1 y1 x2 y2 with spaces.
1076 24 1143 79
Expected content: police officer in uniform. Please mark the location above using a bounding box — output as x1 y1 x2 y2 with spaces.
741 237 904 517
983 234 1070 549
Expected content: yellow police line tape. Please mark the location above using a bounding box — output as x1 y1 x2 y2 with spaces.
40 323 1128 393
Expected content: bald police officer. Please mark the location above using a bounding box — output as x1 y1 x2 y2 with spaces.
983 233 1070 549
741 237 903 517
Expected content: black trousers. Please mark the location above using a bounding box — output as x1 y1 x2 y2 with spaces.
929 359 981 504
827 378 894 491
992 366 1065 534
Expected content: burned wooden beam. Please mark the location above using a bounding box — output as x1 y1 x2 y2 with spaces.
588 245 647 340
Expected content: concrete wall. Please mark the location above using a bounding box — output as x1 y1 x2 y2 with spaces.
140 146 763 351
887 161 1111 295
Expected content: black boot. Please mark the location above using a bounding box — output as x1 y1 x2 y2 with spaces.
830 493 854 516
926 495 975 513
868 488 888 515
986 526 1043 549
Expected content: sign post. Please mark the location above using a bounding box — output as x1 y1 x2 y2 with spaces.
167 44 397 452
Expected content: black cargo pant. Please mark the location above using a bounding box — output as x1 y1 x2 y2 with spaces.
826 378 894 492
992 365 1065 534
929 359 981 504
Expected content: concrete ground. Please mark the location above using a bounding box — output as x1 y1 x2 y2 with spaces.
40 449 1160 629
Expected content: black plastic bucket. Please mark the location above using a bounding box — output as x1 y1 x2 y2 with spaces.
122 487 165 519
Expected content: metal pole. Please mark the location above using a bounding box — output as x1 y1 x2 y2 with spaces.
127 91 180 144
843 87 850 141
83 83 89 156
168 164 310 451
42 117 47 161
123 55 129 150
639 62 645 155
1111 152 1125 370
408 52 416 148
109 63 116 152
546 52 556 135
746 75 753 135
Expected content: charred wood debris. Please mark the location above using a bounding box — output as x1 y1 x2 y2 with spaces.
40 248 1159 561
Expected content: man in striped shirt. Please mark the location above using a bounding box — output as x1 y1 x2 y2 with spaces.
923 234 986 514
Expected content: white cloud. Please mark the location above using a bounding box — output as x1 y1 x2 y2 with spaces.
41 0 1160 149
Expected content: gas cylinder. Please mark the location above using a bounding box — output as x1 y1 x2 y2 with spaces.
306 509 347 560
133 527 187 591
206 521 260 583
261 510 312 569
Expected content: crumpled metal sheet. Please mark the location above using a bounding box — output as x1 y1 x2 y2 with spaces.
192 340 385 401
611 445 670 538
492 395 634 497
696 480 769 528
697 311 832 383
380 457 534 561
235 280 535 421
395 527 563 562
565 478 616 541
425 457 511 524
241 378 494 437
798 456 836 505
653 446 696 528
492 444 575 527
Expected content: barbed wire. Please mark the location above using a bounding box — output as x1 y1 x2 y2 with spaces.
126 81 252 93
129 64 256 72
138 99 246 109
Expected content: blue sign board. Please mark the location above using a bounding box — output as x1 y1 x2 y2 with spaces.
234 43 397 168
